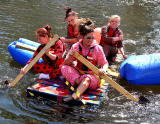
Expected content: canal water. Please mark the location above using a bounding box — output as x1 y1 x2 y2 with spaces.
0 0 160 123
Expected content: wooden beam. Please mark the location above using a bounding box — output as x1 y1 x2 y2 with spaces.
16 42 37 52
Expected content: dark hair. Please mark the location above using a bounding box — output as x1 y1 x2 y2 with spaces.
36 24 52 38
64 6 77 20
79 18 94 36
83 18 95 28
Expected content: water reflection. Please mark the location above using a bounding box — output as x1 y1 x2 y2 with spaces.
17 95 102 123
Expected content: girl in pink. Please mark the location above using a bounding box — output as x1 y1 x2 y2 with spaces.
61 21 108 100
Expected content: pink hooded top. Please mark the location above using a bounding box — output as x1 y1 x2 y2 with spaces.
66 39 108 68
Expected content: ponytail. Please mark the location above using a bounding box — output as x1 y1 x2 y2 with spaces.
36 24 52 38
63 6 78 20
43 24 52 38
79 18 94 36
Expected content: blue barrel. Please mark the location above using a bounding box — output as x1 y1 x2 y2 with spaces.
120 53 160 85
8 38 43 65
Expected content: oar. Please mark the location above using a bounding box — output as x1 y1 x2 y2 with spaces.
6 34 59 87
73 51 149 104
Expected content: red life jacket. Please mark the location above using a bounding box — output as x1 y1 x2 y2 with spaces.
68 24 78 38
108 27 120 37
101 26 120 46
37 40 65 66
76 45 97 72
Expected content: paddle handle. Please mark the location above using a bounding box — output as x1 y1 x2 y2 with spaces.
73 51 139 102
9 34 59 87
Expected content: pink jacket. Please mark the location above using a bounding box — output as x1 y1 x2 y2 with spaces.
66 39 108 68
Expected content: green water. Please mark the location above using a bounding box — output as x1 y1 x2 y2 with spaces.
0 0 160 123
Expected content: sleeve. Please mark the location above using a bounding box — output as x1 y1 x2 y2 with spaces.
101 26 114 44
50 40 64 60
117 29 123 48
95 45 108 67
65 42 79 61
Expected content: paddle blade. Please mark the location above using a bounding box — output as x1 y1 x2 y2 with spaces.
4 80 9 85
138 96 150 104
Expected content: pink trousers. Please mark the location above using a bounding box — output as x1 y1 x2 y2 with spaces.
61 65 100 89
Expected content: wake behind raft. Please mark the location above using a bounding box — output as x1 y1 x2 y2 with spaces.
8 28 110 106
120 53 160 85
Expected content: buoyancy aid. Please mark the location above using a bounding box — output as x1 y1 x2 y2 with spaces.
36 44 52 65
75 45 101 86
108 27 120 37
68 24 78 38
76 45 97 72
101 26 120 46
37 40 66 66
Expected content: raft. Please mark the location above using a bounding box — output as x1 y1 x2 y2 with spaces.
26 79 109 106
8 38 109 106
120 53 160 85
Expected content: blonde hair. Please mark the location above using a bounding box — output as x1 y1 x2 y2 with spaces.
109 15 121 22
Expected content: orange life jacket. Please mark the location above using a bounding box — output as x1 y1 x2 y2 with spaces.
76 45 97 72
93 27 101 44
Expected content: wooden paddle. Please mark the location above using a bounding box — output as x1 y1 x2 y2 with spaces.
8 34 59 87
73 51 149 103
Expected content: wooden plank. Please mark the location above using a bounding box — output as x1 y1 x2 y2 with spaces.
73 51 139 102
16 42 37 52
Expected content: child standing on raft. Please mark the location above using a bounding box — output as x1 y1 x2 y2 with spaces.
21 24 65 80
100 15 127 64
61 21 108 100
